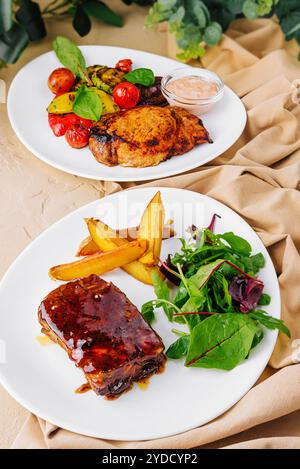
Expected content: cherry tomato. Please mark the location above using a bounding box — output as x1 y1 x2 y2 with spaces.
48 114 93 137
65 124 90 149
48 68 75 95
115 59 133 73
113 82 140 109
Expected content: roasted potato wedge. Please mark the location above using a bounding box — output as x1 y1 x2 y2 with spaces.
76 224 175 257
76 236 100 257
138 191 164 266
47 90 118 115
86 218 159 285
49 240 147 281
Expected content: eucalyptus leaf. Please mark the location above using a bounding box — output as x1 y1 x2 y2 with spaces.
203 22 223 46
0 0 12 36
243 0 258 20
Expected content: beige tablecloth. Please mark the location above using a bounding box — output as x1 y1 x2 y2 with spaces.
1 1 300 449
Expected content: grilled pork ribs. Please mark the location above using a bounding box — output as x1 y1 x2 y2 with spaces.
38 275 165 398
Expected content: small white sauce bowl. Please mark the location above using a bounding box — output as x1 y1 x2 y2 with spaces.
161 67 224 116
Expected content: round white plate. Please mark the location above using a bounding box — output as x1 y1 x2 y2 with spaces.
0 188 279 440
7 46 246 182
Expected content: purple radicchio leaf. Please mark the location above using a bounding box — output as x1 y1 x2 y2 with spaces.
229 275 264 313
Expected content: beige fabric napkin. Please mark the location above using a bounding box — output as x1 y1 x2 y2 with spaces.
13 18 300 449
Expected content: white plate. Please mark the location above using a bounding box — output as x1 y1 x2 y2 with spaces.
7 46 246 182
0 188 279 440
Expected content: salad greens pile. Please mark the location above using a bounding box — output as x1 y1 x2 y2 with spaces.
142 216 290 371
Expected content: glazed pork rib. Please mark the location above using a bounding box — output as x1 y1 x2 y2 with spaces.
38 274 165 398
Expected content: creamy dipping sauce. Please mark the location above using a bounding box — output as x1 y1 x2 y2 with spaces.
166 76 219 100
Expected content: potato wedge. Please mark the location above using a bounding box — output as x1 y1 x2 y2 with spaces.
76 236 100 257
49 240 147 281
86 218 159 285
138 191 164 266
47 90 118 115
76 223 175 257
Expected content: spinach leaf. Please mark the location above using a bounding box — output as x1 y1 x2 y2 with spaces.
249 310 291 337
53 36 88 81
125 67 155 86
185 313 258 370
73 85 102 121
217 232 252 257
166 335 190 359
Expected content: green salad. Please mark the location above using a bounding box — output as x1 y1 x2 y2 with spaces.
142 215 290 371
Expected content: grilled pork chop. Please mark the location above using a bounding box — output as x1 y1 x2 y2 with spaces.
89 105 212 167
38 275 165 398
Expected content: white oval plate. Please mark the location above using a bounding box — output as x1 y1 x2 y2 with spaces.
0 188 279 441
7 46 246 182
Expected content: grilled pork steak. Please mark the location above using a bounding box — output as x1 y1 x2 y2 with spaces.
38 275 165 398
89 105 212 167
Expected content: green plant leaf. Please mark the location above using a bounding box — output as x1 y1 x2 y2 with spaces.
166 335 190 359
0 0 12 36
72 85 102 121
0 22 29 64
83 0 123 27
15 0 46 41
185 313 258 370
53 36 87 81
72 6 91 37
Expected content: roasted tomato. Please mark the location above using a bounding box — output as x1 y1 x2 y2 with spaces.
113 82 140 109
65 124 90 149
48 114 92 137
115 59 133 73
48 68 75 95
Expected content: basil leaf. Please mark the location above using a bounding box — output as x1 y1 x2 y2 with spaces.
53 36 87 80
73 85 102 121
166 335 190 359
185 313 258 370
249 310 291 337
125 68 155 86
